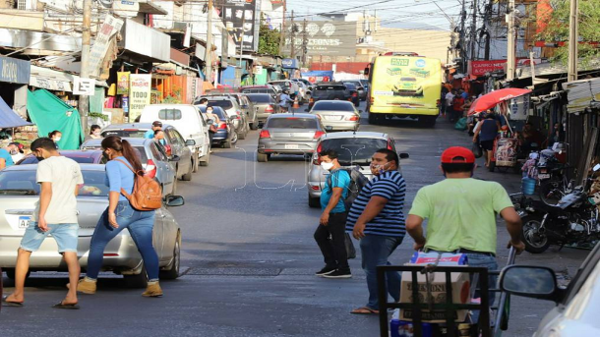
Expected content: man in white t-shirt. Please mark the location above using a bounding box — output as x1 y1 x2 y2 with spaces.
445 89 455 109
3 137 84 309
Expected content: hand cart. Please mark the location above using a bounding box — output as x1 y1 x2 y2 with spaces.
378 248 517 337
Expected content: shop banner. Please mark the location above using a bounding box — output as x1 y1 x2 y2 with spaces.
468 60 508 77
0 56 30 84
221 0 260 51
89 15 123 76
129 74 151 121
117 71 130 95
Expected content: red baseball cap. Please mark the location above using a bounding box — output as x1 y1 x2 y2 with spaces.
441 146 476 164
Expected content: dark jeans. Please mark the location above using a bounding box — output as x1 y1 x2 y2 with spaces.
86 201 159 281
314 212 349 271
360 234 404 310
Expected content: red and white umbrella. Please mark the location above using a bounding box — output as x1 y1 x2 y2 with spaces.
467 88 532 116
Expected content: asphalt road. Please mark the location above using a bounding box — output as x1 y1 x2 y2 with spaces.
1 103 590 337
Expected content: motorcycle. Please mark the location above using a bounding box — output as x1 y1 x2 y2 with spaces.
518 165 600 253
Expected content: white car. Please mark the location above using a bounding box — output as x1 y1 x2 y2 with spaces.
500 242 600 336
139 104 211 167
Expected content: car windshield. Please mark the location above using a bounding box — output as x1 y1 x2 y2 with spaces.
0 170 109 197
246 95 272 103
102 130 147 138
203 107 227 120
320 138 388 165
208 100 233 110
312 102 355 112
19 153 100 165
267 117 318 129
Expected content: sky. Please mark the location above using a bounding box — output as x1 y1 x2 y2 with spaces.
285 0 466 31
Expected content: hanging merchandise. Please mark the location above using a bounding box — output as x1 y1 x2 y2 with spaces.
117 71 130 95
122 96 129 114
129 74 152 122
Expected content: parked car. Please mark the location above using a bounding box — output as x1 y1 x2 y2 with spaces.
101 123 195 180
239 85 281 101
17 150 106 165
344 80 367 101
309 82 353 109
343 82 361 106
198 106 237 148
257 113 325 162
245 93 280 125
307 132 401 207
308 100 361 132
0 164 185 287
499 241 600 336
139 104 211 167
81 138 177 197
204 97 250 140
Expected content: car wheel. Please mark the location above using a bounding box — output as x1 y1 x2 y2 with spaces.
5 269 30 280
192 152 199 173
308 195 320 208
200 151 210 167
181 160 193 181
123 266 148 288
250 122 259 131
160 233 181 280
257 153 269 162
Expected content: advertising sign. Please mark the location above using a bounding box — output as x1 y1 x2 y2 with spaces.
117 71 130 95
122 96 129 114
0 56 30 84
73 77 96 96
221 0 260 51
89 15 123 76
284 20 357 57
281 58 299 69
468 60 508 76
129 74 151 121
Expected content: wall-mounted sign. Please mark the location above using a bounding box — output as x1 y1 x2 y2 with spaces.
0 56 30 84
283 20 357 57
129 74 151 121
73 77 96 96
282 58 299 69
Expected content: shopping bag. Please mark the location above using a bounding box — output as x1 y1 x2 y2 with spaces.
472 142 483 158
454 117 468 131
345 233 356 259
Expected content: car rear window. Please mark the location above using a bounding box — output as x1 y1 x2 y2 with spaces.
102 130 147 138
344 83 356 90
316 86 345 91
267 117 318 129
312 102 355 112
208 100 233 110
159 109 182 120
0 170 109 197
246 95 272 103
320 138 388 165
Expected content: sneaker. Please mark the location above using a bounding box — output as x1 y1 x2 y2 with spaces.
315 266 337 276
142 282 163 297
75 278 97 294
322 269 352 279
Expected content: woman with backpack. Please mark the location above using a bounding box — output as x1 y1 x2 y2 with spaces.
74 136 163 297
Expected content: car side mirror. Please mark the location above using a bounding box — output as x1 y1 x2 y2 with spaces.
399 152 409 159
500 265 562 302
169 155 181 162
165 195 185 207
185 139 196 146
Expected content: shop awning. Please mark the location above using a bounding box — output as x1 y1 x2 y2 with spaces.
0 96 32 128
29 65 74 92
562 77 600 114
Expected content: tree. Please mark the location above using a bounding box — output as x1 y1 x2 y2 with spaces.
537 0 600 64
258 20 281 56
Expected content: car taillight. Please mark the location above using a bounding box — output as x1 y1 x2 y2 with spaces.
314 131 325 139
346 115 359 121
352 92 358 97
387 141 393 151
219 122 227 129
145 159 156 179
164 144 172 157
265 105 274 113
259 130 271 138
311 185 320 191
313 143 323 165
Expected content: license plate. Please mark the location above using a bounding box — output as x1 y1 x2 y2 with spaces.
538 174 551 180
285 144 299 149
326 116 342 121
18 216 31 229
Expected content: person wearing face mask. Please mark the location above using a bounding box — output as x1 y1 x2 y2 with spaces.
345 149 406 315
0 143 16 169
48 130 62 149
314 150 352 279
85 125 103 142
7 142 25 163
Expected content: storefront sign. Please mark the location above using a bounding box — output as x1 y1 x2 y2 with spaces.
117 71 130 95
282 58 299 69
221 0 260 51
0 56 30 84
73 77 96 96
468 60 508 77
284 20 357 57
129 74 151 121
89 15 123 76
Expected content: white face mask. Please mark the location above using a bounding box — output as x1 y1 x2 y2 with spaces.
55 137 61 142
321 162 334 171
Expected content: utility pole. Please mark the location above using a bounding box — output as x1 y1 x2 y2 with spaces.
567 0 578 82
459 0 467 72
290 10 296 59
470 0 477 61
506 0 516 81
205 0 213 83
79 0 92 131
301 18 307 66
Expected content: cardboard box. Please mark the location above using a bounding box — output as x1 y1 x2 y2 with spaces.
399 269 471 323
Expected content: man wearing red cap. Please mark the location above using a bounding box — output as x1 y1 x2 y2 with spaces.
406 146 524 302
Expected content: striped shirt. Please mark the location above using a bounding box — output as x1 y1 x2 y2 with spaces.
346 170 407 237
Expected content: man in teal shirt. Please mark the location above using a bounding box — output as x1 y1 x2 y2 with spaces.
0 147 15 170
314 149 352 279
144 121 162 139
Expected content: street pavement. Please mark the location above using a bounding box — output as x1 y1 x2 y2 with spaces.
1 103 590 337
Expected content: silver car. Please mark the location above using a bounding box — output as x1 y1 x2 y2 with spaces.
0 164 184 286
308 100 361 132
307 132 401 207
257 113 326 162
245 93 280 125
81 138 177 197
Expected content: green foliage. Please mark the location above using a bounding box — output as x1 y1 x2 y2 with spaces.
88 112 108 121
538 0 600 64
258 20 281 56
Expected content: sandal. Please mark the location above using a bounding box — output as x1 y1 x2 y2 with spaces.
2 295 24 307
351 306 379 315
52 301 80 310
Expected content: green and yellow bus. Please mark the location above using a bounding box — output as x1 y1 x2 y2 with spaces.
366 55 442 126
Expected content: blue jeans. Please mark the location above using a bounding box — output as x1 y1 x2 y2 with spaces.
463 253 498 306
360 234 404 310
86 201 159 281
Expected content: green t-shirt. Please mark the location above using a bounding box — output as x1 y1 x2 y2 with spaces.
408 178 514 254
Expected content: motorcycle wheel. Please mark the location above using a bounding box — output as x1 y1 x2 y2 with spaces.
522 214 551 254
539 179 564 207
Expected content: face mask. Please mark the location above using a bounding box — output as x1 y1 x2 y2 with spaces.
371 162 389 174
93 131 101 136
55 137 61 142
36 155 45 162
321 162 334 171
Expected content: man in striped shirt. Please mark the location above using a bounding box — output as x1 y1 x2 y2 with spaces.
346 149 406 315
